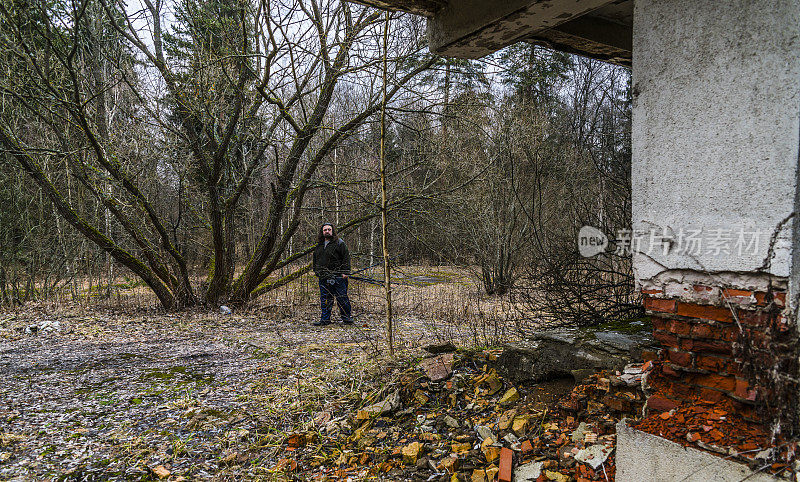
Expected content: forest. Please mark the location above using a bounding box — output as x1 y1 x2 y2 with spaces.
0 0 634 324
0 0 642 480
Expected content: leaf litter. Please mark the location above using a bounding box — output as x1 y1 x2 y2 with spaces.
0 304 404 480
2 302 756 481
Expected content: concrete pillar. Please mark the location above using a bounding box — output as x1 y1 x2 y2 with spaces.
630 0 800 434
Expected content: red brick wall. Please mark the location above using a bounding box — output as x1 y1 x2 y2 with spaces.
642 287 792 424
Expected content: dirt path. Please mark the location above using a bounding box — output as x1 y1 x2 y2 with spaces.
0 307 405 481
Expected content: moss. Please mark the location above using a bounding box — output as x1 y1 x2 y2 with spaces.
138 366 215 386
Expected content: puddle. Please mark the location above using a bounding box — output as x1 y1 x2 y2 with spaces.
117 353 151 361
394 273 452 286
527 378 577 409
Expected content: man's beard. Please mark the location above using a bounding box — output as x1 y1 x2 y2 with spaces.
324 234 333 240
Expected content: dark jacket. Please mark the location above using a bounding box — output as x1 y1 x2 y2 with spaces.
313 238 351 279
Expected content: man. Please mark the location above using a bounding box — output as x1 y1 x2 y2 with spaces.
312 223 352 326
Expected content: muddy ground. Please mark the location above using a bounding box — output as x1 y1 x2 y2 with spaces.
0 303 426 481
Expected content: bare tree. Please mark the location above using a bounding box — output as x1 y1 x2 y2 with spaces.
512 58 639 328
0 0 434 309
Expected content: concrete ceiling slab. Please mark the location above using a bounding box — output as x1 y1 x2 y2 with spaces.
347 0 633 65
350 0 446 17
428 0 621 59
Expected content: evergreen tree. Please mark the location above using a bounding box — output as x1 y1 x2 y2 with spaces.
498 43 571 103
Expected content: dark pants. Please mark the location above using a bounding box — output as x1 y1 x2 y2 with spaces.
319 277 352 323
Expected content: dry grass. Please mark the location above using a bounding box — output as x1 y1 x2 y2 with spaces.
3 265 525 351
258 265 523 349
0 266 526 480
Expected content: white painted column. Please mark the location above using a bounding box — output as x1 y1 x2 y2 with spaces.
631 0 800 304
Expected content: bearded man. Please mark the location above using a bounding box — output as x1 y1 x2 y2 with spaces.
312 223 352 326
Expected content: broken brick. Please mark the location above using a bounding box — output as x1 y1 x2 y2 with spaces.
695 355 729 372
647 395 678 412
676 302 735 323
645 297 677 313
654 331 680 348
667 350 692 367
662 364 680 378
690 323 715 339
651 316 669 331
696 387 726 403
420 353 454 381
722 288 752 300
668 319 693 336
680 338 732 355
693 374 736 392
498 447 513 482
733 379 757 401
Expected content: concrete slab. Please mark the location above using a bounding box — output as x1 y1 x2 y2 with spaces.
616 420 780 481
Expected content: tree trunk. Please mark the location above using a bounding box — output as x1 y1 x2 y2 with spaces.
380 12 394 357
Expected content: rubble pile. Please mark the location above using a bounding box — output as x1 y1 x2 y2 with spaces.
556 362 649 418
275 350 650 481
633 361 796 476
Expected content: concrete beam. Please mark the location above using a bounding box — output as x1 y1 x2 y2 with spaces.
348 0 446 17
527 14 631 66
428 0 617 59
551 15 631 53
